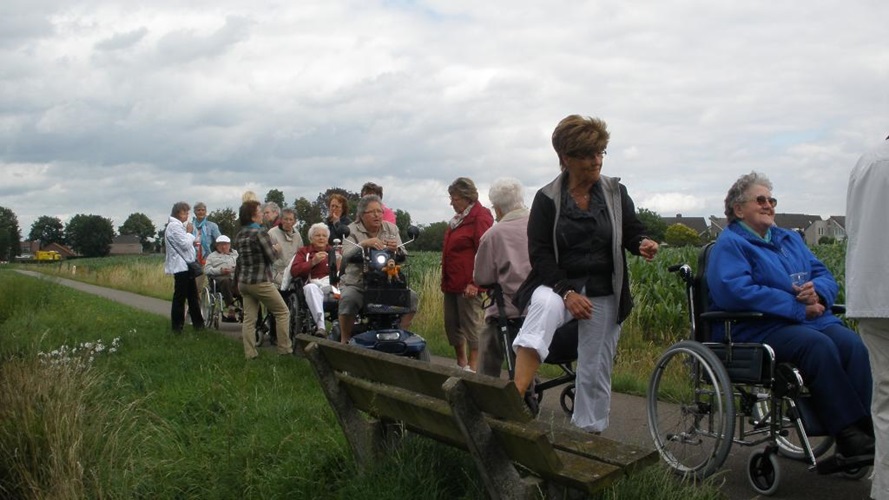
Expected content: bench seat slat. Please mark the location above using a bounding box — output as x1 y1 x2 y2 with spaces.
543 426 660 469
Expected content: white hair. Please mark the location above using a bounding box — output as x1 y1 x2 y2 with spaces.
488 177 525 213
307 222 330 240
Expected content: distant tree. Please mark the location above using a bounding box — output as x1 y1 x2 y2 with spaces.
664 223 700 247
636 207 667 243
818 236 837 245
0 206 22 261
119 212 156 251
65 214 115 257
155 228 165 253
413 221 447 251
395 208 412 241
265 189 286 209
292 197 321 242
208 207 238 241
28 215 65 248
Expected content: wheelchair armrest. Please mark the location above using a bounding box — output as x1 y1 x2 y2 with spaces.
831 304 846 315
700 310 765 322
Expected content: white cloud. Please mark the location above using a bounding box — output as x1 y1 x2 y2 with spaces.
1 0 888 236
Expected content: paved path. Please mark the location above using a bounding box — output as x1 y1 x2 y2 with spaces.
15 270 874 499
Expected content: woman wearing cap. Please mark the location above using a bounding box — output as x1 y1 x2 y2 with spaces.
512 115 658 432
442 177 494 372
203 234 240 321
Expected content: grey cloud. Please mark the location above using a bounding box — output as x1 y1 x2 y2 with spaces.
95 27 149 51
155 16 252 64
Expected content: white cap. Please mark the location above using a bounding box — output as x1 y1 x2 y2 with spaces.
216 235 231 243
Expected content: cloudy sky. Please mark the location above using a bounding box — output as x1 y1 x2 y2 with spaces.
2 0 887 237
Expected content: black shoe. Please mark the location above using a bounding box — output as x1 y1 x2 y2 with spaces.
835 424 875 464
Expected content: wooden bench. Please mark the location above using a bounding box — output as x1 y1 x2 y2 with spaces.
295 334 658 499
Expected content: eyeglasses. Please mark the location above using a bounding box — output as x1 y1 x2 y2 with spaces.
750 195 778 207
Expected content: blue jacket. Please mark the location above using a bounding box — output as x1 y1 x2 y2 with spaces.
706 223 841 342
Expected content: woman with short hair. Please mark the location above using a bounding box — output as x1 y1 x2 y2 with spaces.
233 200 292 358
164 201 205 333
442 177 494 372
512 115 658 432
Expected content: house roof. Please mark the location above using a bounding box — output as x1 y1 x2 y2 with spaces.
661 214 709 235
113 234 142 244
827 215 845 229
772 213 821 231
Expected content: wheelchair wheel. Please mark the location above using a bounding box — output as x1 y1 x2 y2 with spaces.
200 287 213 326
648 340 735 480
751 394 833 460
287 293 300 345
559 384 575 415
747 448 781 496
210 293 222 330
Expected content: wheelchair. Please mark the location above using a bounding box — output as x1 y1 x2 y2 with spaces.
646 243 868 496
286 276 340 341
483 283 578 415
200 276 241 330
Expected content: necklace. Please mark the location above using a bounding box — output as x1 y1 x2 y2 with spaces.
569 187 590 202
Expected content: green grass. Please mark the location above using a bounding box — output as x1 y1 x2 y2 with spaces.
0 270 723 499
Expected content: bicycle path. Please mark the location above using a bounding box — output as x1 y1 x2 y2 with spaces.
14 270 873 500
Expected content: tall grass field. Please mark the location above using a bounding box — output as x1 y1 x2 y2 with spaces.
0 270 726 499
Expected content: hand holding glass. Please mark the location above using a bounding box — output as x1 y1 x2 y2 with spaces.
790 271 808 289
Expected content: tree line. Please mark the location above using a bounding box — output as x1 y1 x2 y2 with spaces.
0 196 700 262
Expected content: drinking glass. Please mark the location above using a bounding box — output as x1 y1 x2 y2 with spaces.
790 271 808 289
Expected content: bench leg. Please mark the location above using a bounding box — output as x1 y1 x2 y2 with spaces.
303 342 392 469
443 377 541 500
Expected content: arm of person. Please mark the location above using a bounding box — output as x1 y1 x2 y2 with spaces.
620 184 658 260
203 253 222 275
290 246 314 279
167 222 196 261
473 230 497 287
257 230 277 264
527 191 569 294
706 238 806 322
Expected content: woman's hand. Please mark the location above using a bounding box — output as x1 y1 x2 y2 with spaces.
639 238 658 261
463 284 479 298
361 237 386 250
563 291 593 320
312 251 326 266
805 302 825 319
793 282 819 305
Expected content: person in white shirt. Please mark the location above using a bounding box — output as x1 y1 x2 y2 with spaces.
164 201 204 333
846 134 889 500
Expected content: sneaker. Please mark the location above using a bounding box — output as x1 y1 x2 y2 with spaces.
314 326 327 337
462 365 476 373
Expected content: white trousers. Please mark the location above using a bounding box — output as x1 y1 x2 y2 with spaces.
860 318 889 500
513 286 620 432
303 281 330 326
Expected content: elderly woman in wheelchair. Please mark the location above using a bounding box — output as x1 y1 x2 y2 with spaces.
337 195 418 344
290 222 340 336
704 172 873 474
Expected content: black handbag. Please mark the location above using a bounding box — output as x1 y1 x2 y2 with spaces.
187 260 204 278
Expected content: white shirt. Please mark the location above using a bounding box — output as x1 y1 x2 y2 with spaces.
845 139 889 318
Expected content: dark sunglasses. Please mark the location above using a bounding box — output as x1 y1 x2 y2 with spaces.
751 195 778 207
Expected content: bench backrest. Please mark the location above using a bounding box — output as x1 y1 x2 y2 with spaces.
295 335 566 476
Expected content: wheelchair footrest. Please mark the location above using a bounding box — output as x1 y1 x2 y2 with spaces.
815 453 875 475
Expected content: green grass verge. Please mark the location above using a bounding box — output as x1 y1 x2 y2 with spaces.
0 270 723 499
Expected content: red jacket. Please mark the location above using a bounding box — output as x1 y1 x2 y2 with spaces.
441 202 493 293
290 245 332 281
